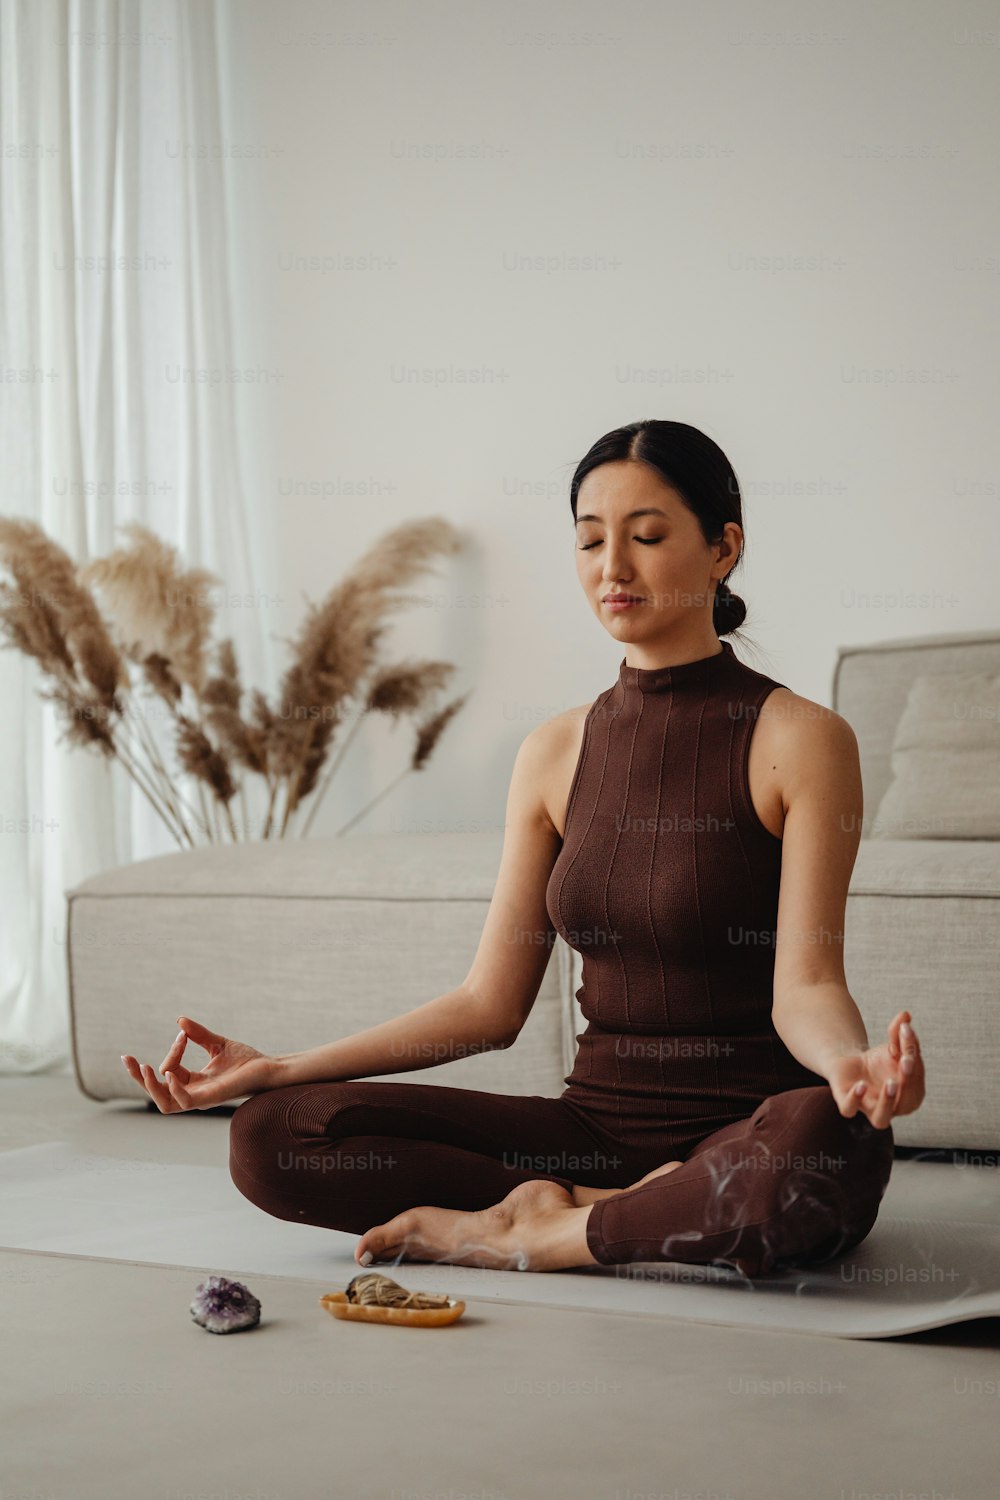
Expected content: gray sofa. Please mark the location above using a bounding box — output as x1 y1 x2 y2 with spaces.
831 628 1000 1152
67 829 574 1106
66 628 1000 1151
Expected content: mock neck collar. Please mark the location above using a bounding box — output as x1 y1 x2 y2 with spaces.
618 639 733 694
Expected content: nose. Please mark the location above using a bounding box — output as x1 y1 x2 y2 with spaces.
600 538 635 584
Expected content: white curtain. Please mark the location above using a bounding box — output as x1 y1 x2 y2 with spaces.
0 0 271 1073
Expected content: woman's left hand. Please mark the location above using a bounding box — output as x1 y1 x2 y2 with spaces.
825 1009 925 1127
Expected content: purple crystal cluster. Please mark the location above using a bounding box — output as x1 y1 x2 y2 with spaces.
190 1275 261 1334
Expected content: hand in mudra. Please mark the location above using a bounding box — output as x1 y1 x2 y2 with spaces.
120 1015 275 1113
826 1009 925 1129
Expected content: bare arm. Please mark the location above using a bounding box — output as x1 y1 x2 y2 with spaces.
270 723 563 1089
269 985 509 1087
769 704 926 1125
770 706 870 1077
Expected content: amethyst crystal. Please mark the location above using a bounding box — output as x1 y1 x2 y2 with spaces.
190 1275 261 1334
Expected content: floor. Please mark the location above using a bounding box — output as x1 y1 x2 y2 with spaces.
2 1073 998 1500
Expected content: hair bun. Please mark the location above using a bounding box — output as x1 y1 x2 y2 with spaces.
713 579 747 637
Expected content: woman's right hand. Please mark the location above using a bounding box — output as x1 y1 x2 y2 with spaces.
120 1015 277 1113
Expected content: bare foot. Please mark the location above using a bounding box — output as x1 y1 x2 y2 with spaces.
355 1179 600 1273
570 1159 685 1207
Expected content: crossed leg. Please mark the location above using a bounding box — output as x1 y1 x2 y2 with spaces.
229 1074 644 1273
230 1079 893 1278
357 1090 894 1277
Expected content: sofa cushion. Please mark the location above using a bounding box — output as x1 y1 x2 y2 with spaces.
66 831 569 1104
833 630 1000 829
871 667 1000 840
848 835 1000 896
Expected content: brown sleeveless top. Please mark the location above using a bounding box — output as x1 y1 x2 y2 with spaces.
545 639 826 1147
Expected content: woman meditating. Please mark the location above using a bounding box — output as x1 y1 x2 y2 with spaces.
121 419 926 1279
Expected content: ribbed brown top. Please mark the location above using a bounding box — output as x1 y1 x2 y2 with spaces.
546 638 826 1148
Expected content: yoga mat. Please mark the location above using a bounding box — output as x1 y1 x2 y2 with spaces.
1 1140 997 1339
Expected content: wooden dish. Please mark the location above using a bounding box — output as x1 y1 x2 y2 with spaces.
319 1291 466 1328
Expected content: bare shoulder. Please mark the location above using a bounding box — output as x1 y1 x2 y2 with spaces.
534 699 596 741
756 686 857 744
519 698 596 840
754 686 860 804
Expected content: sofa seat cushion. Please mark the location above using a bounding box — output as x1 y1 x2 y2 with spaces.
66 831 569 1104
850 837 1000 897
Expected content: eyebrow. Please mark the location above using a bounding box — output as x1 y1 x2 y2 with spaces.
574 507 668 525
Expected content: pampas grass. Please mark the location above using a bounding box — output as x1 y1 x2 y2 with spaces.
0 515 467 847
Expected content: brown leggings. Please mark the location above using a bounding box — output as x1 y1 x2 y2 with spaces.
228 1078 894 1278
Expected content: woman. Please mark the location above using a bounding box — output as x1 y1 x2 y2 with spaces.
121 419 926 1279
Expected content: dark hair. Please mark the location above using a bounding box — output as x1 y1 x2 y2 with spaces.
569 419 748 641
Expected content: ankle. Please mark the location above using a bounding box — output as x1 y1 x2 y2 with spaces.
571 1182 619 1207
533 1202 600 1270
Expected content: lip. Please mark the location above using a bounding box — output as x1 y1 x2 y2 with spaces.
603 594 645 607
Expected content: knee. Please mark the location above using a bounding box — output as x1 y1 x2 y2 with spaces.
229 1086 287 1158
228 1088 300 1212
752 1086 895 1265
228 1082 381 1223
757 1086 894 1188
229 1080 351 1168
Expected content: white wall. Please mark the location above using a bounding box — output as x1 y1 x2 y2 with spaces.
217 0 1000 838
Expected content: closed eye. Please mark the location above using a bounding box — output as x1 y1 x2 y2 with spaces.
578 538 664 550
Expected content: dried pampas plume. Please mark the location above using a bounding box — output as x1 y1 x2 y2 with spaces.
270 517 463 838
0 517 125 707
0 512 469 848
201 638 269 777
80 522 219 698
0 517 126 767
